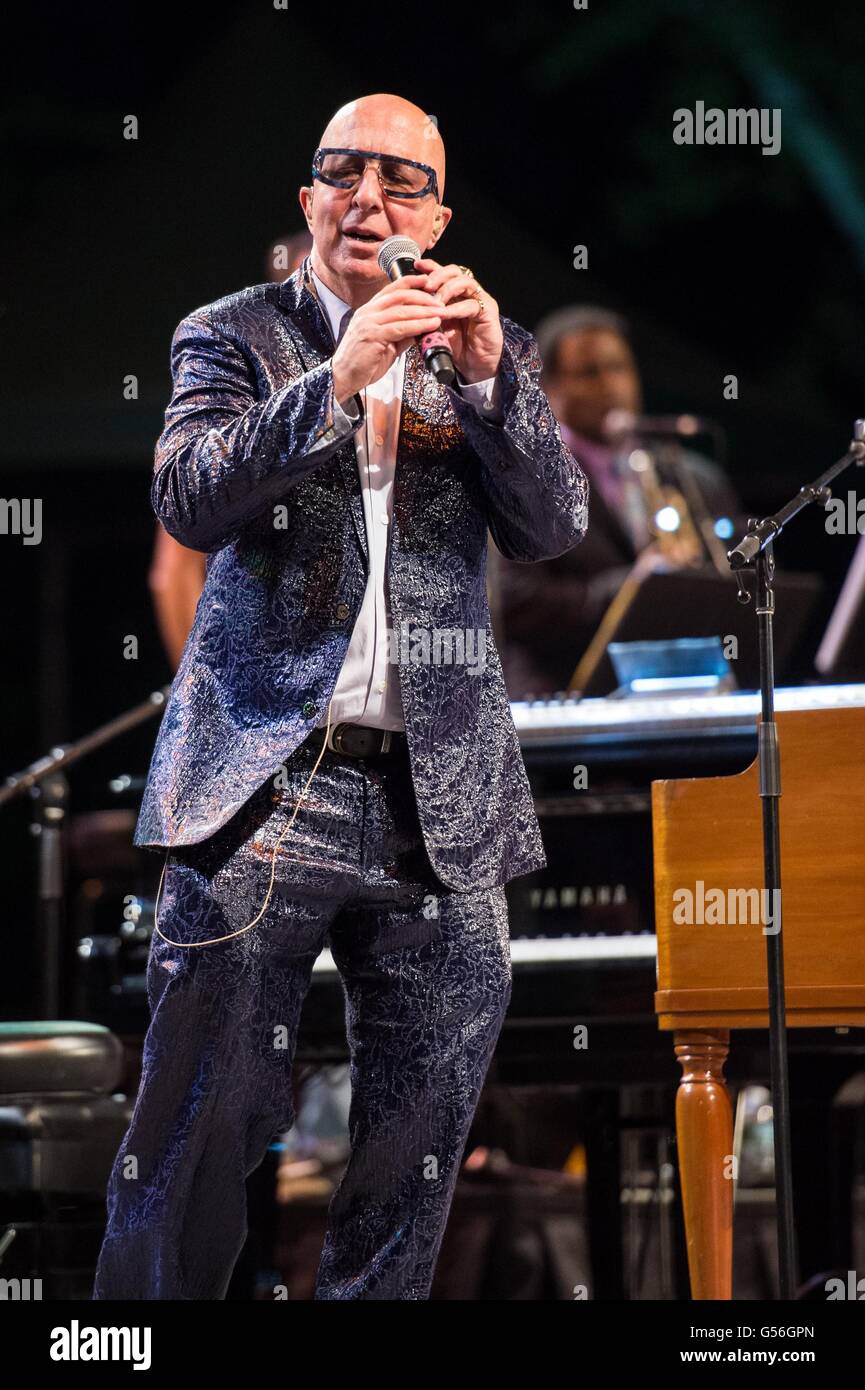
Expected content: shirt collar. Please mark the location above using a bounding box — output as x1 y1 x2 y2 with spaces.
309 264 351 344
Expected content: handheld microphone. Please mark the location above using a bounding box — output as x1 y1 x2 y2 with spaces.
377 235 456 386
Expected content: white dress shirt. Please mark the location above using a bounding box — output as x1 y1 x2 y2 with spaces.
310 265 503 732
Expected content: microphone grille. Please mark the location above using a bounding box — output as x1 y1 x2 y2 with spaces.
378 235 421 276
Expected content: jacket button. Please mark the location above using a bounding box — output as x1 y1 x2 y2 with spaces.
302 699 316 718
336 602 350 621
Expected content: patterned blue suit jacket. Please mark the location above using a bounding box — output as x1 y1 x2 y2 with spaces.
134 255 589 891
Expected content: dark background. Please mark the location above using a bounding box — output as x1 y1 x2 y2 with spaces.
2 0 864 1013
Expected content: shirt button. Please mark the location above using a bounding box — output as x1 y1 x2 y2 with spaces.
302 699 316 718
336 602 350 621
380 514 388 525
375 434 384 446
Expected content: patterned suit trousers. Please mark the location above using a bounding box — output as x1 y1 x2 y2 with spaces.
92 732 512 1299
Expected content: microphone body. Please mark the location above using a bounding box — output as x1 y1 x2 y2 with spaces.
377 235 456 386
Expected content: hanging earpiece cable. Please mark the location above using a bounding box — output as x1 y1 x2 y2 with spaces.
152 696 334 948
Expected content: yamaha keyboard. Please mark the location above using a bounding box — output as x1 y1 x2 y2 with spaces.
310 682 865 971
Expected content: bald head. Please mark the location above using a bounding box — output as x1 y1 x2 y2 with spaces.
319 93 445 202
300 92 452 307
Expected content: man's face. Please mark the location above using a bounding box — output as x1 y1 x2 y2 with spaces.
544 329 642 441
299 104 450 305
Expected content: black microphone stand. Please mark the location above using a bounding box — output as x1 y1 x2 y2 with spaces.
0 687 171 1019
727 418 865 1299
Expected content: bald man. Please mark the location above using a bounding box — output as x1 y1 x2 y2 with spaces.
94 95 587 1300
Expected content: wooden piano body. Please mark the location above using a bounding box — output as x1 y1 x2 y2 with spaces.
652 700 865 1298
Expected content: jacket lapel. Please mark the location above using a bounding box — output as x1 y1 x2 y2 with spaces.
278 256 369 566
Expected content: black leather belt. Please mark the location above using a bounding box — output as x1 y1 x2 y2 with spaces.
306 723 407 759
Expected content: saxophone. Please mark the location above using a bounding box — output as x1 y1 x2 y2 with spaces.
624 442 705 565
604 410 728 570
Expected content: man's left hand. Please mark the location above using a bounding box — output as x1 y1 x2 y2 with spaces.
412 257 503 384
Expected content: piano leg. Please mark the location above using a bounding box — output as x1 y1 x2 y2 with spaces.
674 1029 734 1299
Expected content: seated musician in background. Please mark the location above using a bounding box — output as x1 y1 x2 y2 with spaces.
489 305 740 698
148 229 313 667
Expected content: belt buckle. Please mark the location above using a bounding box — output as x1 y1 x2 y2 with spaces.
325 722 347 755
325 724 391 756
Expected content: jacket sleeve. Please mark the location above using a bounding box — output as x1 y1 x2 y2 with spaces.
151 309 365 552
445 317 589 562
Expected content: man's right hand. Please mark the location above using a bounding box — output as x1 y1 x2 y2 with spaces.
331 275 450 403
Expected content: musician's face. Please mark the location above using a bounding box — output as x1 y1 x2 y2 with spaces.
545 330 643 442
299 97 450 305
